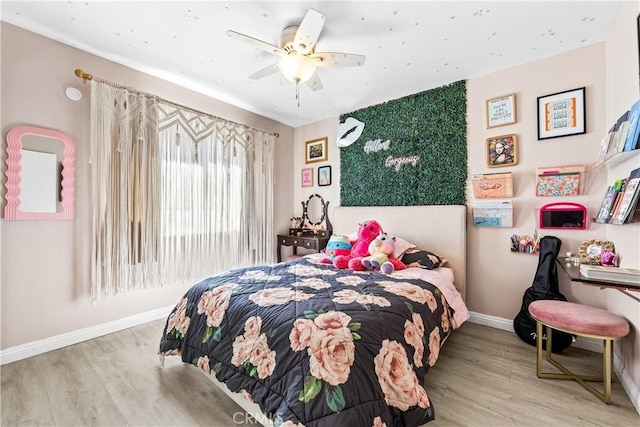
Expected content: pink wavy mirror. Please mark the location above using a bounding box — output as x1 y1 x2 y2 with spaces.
4 125 75 220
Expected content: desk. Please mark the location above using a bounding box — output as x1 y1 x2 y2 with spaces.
556 257 640 302
277 234 329 262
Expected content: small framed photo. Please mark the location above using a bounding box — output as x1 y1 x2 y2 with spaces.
486 134 518 168
301 168 313 187
537 87 586 140
318 165 331 186
305 137 328 163
486 93 516 128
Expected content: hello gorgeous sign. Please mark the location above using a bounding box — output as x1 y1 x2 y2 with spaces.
362 138 420 171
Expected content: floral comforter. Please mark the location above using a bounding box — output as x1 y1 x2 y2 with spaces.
158 256 459 427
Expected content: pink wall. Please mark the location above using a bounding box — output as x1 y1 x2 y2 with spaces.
0 22 294 349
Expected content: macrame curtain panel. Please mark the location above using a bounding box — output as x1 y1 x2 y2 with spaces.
90 80 275 301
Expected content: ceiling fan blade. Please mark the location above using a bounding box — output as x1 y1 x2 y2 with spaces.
310 52 366 67
294 9 326 54
226 30 285 56
305 72 323 91
248 63 281 80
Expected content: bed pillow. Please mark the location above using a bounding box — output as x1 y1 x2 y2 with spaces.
401 248 447 270
347 233 416 259
393 237 417 259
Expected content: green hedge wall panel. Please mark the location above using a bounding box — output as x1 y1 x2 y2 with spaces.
340 80 467 206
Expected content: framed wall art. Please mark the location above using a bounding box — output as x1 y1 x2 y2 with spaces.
486 93 516 128
318 165 331 186
301 168 313 187
537 87 586 140
486 134 518 168
305 137 328 163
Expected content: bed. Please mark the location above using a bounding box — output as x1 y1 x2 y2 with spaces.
158 205 468 426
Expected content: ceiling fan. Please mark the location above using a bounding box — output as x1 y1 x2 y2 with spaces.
226 8 365 101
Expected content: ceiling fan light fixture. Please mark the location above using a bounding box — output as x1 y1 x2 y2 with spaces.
278 53 316 83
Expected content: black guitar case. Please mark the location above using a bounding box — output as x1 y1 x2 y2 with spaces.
513 236 575 353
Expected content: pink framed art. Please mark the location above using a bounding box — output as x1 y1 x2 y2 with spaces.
301 168 313 187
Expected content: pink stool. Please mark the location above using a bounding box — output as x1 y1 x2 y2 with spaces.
528 300 630 403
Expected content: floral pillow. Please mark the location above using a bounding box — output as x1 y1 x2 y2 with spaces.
401 248 447 270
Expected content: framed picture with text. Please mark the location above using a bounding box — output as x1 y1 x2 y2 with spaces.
305 137 328 163
486 93 516 128
537 87 586 140
301 168 313 187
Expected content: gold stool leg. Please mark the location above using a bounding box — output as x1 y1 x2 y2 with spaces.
603 339 612 404
536 321 543 377
546 324 553 363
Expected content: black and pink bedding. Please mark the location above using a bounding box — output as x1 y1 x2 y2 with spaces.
158 255 462 427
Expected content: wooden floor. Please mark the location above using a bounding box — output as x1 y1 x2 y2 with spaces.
2 320 638 427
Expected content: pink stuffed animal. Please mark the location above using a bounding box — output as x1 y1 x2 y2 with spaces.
320 220 382 270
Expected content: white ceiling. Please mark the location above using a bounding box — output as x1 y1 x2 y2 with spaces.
1 1 623 127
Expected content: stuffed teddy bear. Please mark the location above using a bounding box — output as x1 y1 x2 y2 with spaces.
362 233 398 274
320 220 382 270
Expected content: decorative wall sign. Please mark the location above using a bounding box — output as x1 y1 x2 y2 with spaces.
385 155 420 171
337 117 365 147
486 93 516 128
363 139 391 154
537 87 586 140
305 137 328 163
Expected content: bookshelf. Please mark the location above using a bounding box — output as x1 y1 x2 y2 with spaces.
591 148 638 171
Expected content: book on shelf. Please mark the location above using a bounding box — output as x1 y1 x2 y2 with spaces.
607 130 622 158
615 120 631 154
610 178 640 224
579 264 640 284
609 167 640 225
606 116 627 158
594 186 619 223
623 98 640 152
598 132 613 161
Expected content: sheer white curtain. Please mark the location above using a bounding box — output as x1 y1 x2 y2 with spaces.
90 81 275 301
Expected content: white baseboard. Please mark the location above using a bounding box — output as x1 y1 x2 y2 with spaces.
468 311 640 415
468 311 602 353
0 305 174 365
614 351 640 415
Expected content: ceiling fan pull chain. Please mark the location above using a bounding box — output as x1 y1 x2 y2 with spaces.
296 82 300 108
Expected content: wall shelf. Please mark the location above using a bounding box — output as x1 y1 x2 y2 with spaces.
591 149 639 171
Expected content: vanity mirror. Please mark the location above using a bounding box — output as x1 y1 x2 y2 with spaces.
4 125 76 220
301 194 333 236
